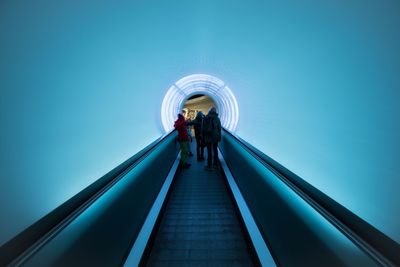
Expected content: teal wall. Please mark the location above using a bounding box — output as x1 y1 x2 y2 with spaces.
0 0 399 245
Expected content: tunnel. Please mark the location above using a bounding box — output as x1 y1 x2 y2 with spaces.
1 1 400 266
161 74 239 133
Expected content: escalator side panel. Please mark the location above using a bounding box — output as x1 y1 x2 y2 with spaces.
0 135 170 266
219 133 379 267
21 134 179 267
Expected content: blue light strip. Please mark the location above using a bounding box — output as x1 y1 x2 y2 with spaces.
218 148 277 266
123 153 181 267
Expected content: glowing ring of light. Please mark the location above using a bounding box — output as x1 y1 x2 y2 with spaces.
161 74 239 133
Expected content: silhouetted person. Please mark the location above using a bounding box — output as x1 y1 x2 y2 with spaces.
188 111 205 161
182 109 194 157
174 114 191 169
203 107 221 170
186 124 194 157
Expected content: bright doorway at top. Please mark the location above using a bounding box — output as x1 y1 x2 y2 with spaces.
182 94 217 121
160 74 239 133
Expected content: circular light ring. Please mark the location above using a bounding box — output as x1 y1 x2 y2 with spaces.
161 74 239 133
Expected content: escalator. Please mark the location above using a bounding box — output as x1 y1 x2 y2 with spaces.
142 144 256 266
1 130 399 267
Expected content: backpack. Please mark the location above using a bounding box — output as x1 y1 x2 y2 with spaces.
202 116 214 135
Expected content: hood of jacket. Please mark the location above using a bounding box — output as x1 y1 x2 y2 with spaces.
207 110 218 117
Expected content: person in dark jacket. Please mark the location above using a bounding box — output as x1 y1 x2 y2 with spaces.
187 111 205 161
203 107 221 170
182 109 194 157
174 114 191 168
186 125 194 157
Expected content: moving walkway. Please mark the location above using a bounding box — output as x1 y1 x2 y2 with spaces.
1 130 399 266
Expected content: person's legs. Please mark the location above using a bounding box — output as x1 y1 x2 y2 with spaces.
212 142 218 167
188 138 193 157
200 138 204 159
184 142 192 167
206 143 212 167
195 136 201 160
179 141 189 167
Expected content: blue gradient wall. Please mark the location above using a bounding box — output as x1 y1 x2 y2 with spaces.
0 0 399 245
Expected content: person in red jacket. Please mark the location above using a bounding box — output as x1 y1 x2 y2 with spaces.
174 114 191 168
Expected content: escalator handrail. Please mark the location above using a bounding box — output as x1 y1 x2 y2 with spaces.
222 128 400 266
0 130 176 266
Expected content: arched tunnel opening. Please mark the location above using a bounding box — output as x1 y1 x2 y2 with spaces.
182 94 217 121
182 94 217 137
161 74 239 133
